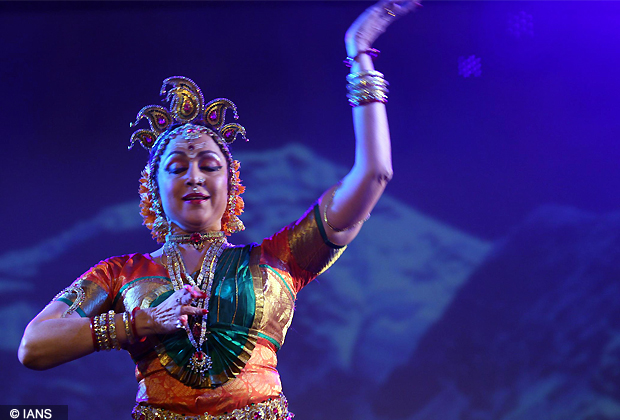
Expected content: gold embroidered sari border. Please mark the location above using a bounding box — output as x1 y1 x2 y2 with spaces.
132 394 293 420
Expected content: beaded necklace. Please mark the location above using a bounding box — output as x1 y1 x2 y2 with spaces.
163 234 228 375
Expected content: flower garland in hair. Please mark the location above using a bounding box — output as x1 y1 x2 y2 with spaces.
138 167 161 242
221 160 246 236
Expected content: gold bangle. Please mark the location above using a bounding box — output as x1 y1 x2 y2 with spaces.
322 183 370 233
347 79 389 90
347 87 389 97
107 310 121 350
101 314 111 351
96 314 111 351
92 315 102 350
123 312 135 345
346 70 385 82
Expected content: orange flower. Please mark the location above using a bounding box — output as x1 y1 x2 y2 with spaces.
138 167 162 242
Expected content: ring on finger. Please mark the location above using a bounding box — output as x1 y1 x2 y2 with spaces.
175 320 184 329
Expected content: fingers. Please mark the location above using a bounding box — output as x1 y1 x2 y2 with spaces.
145 286 211 334
182 284 207 300
146 286 207 333
166 304 208 333
173 289 192 306
382 0 422 12
181 306 209 317
174 287 208 322
374 0 422 28
346 0 421 57
172 286 206 306
377 0 418 23
170 287 208 313
176 314 188 329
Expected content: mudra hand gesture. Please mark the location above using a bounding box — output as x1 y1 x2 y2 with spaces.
140 285 208 335
345 0 421 59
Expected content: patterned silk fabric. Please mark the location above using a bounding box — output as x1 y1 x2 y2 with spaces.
55 204 345 416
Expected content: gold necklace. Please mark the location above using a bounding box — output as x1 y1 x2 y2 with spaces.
166 231 226 251
163 237 228 375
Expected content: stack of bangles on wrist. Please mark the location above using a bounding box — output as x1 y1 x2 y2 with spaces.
346 70 389 107
90 308 146 351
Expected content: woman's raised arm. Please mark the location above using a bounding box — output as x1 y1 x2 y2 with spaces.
320 0 421 246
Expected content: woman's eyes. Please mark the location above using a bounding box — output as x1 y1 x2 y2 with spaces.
167 166 187 174
166 164 223 174
201 165 223 172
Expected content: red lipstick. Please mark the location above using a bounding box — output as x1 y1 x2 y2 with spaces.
183 193 209 203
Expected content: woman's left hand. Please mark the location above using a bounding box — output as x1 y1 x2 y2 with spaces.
345 0 421 58
137 285 208 336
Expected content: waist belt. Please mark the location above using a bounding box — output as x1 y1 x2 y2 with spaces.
132 394 294 420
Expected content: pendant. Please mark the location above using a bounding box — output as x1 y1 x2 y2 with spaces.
189 232 205 251
189 351 212 374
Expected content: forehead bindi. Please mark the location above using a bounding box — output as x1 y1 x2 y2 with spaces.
164 135 224 161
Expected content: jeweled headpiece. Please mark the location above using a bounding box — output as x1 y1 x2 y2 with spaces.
129 76 247 151
130 76 247 241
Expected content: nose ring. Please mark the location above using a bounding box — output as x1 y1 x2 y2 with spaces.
191 177 205 193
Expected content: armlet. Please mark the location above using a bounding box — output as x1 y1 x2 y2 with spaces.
51 285 86 318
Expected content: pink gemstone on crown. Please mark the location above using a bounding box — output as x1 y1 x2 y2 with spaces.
183 102 192 111
158 117 166 125
209 111 217 120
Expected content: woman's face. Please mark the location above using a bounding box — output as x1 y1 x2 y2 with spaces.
157 133 228 233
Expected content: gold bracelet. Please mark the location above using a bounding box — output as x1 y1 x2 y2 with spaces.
347 94 388 107
107 310 121 350
346 70 385 82
347 86 389 97
346 79 389 90
123 311 135 345
96 314 111 351
101 314 111 351
346 71 389 107
92 315 103 350
322 183 370 233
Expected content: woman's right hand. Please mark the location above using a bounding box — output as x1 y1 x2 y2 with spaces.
136 285 208 336
345 0 421 59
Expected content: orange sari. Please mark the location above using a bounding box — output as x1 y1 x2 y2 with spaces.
55 204 344 416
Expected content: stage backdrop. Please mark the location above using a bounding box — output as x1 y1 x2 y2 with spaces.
2 2 620 419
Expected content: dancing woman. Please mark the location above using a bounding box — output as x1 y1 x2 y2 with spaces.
18 2 420 418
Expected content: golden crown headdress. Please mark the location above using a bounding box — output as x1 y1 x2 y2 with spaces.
128 76 247 151
129 76 247 240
